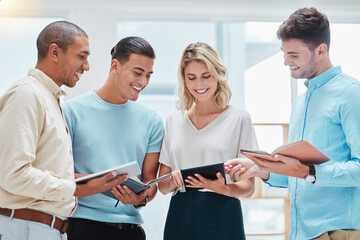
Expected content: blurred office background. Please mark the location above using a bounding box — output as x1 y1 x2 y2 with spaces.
1 0 360 239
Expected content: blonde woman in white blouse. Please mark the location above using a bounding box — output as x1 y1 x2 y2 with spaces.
158 42 258 240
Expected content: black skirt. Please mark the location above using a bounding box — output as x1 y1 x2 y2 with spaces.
164 191 246 240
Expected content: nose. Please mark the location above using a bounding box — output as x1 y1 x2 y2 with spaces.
83 59 90 71
195 78 205 88
283 54 290 66
139 76 149 87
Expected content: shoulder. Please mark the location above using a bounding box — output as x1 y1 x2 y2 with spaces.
0 76 49 123
131 101 163 120
330 71 360 100
337 71 359 85
61 92 94 121
130 100 154 112
338 79 360 107
329 69 360 92
62 92 93 109
226 106 252 120
2 76 44 106
62 92 92 106
164 110 186 125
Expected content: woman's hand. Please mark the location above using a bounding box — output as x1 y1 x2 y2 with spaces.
185 172 227 194
158 164 184 195
170 170 184 188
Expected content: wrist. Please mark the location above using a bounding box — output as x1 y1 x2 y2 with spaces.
304 165 316 183
259 171 270 181
74 184 84 197
167 176 176 191
134 196 148 208
301 165 310 178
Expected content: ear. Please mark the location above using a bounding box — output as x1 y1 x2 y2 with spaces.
110 59 120 72
316 43 328 58
48 43 61 62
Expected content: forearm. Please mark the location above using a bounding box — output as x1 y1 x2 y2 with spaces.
1 165 75 201
219 178 255 198
146 184 157 202
158 178 177 195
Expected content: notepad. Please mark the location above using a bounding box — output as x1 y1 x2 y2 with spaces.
75 161 141 184
240 140 329 165
102 173 173 199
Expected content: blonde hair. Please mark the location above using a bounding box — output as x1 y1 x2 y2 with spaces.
176 42 232 112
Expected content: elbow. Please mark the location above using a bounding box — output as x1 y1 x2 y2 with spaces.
158 183 167 195
158 186 169 195
159 189 167 195
158 183 173 195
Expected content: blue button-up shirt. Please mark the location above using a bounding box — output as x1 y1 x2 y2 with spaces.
266 66 360 239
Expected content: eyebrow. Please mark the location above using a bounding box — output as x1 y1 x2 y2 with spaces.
134 67 153 74
80 50 90 55
186 72 210 76
280 48 298 55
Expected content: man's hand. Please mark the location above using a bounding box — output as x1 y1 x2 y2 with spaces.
225 158 270 181
111 180 151 206
251 154 309 178
74 171 127 198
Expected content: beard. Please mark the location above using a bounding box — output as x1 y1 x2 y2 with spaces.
296 54 318 80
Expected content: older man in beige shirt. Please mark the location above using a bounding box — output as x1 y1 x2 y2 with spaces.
0 21 126 240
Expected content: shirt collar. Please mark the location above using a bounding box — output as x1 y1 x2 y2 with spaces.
28 68 66 100
304 66 342 89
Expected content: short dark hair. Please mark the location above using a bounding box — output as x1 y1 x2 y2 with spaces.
277 7 330 51
37 21 88 60
111 36 155 64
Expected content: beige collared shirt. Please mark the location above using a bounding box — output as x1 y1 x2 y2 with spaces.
0 68 77 218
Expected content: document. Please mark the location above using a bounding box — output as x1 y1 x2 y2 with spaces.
180 162 226 191
75 161 141 184
102 173 173 199
240 140 330 165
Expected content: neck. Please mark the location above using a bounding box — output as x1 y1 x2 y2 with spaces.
35 61 62 87
194 98 222 115
95 76 128 104
190 100 228 130
308 57 333 81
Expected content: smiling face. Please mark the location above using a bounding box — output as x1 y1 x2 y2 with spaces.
58 35 90 87
113 53 154 103
281 38 320 80
184 61 218 103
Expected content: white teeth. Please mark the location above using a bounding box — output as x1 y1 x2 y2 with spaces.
196 89 207 93
132 85 141 91
75 72 82 78
290 66 299 70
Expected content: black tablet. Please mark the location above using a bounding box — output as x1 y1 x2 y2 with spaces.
180 162 225 191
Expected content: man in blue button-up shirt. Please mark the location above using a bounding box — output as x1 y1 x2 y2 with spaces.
226 7 360 240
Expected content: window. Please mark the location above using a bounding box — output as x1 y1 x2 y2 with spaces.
0 17 61 95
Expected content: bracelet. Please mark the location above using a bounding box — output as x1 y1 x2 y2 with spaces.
134 196 148 209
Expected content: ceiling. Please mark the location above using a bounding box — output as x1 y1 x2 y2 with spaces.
1 0 360 23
